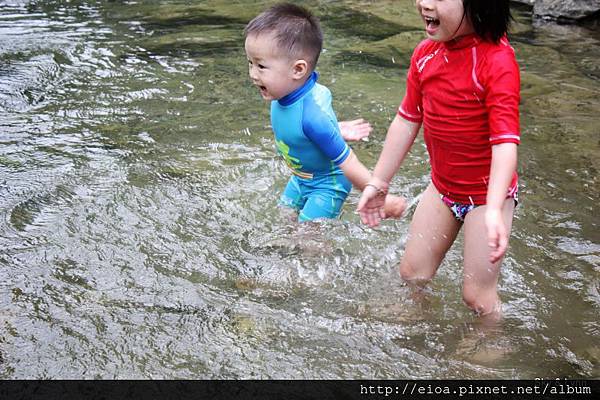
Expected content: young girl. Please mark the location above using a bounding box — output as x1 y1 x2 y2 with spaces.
357 0 520 319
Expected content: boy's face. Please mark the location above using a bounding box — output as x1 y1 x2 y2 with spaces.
244 32 305 101
416 0 474 42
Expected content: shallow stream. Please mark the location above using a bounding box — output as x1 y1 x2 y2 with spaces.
0 1 598 379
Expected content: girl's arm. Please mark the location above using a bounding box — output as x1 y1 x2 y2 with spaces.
357 115 421 227
486 142 518 263
371 115 421 184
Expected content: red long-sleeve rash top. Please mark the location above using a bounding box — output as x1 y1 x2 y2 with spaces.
398 34 520 205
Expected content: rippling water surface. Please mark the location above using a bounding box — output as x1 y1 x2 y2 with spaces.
0 1 598 379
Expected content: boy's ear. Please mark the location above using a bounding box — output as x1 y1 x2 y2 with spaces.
291 59 309 80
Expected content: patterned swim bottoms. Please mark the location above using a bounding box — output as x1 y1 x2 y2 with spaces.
440 189 519 223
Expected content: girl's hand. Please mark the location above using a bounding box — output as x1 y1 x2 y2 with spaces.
357 185 386 227
339 118 371 142
486 208 508 264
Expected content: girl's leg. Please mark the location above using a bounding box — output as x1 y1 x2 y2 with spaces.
462 198 515 318
400 183 462 285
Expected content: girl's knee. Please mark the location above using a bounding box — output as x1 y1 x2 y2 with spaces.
399 262 415 282
462 287 500 316
399 260 435 284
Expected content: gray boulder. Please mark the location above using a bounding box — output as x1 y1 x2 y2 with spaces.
512 0 600 22
533 0 600 21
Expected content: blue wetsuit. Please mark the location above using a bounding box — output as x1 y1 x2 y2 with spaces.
271 72 351 221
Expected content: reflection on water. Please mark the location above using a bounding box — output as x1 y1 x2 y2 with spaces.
0 1 598 379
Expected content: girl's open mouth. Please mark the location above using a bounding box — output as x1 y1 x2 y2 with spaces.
424 16 440 34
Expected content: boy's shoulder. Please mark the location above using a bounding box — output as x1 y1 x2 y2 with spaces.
301 82 337 132
304 81 332 110
311 81 332 98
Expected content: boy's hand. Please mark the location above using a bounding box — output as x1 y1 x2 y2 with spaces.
339 118 371 142
486 208 508 264
383 195 406 219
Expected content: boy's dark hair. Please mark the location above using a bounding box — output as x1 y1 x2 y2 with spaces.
244 3 322 70
463 0 512 43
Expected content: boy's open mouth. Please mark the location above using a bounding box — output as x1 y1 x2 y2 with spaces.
257 85 268 97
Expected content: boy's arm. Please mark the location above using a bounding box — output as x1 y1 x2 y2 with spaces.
301 104 407 219
337 150 371 190
486 142 518 263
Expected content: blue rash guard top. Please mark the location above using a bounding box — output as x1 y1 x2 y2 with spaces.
270 71 352 221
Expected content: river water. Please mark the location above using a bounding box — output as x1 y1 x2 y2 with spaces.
0 0 598 379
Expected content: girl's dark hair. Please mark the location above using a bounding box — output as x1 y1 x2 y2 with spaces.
463 0 512 43
244 3 322 70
